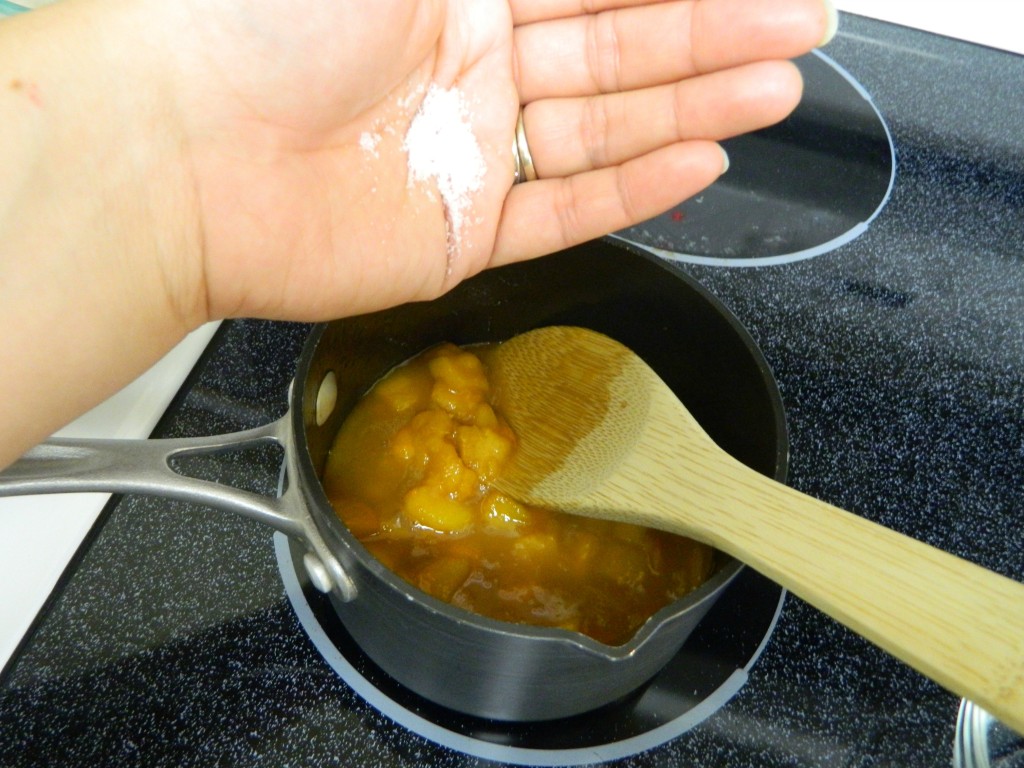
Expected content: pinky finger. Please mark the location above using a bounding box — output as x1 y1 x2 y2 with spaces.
489 140 728 267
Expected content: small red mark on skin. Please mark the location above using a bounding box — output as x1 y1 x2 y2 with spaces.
9 78 43 108
670 210 684 222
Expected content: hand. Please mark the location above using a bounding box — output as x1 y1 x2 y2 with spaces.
0 0 833 469
161 0 835 322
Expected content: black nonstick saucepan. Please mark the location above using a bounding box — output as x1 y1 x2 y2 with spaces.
0 239 788 721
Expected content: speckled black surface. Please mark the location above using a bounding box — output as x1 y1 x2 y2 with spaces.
1 14 1022 768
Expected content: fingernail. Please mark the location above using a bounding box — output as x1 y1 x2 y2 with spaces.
719 145 730 175
819 0 839 47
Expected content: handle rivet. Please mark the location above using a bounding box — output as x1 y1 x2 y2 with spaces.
302 552 334 593
315 371 338 427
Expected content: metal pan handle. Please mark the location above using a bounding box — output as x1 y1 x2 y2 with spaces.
0 417 357 600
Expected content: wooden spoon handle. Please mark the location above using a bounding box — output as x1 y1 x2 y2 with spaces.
677 457 1024 734
490 326 1023 729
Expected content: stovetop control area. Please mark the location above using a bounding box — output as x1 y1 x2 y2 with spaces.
1 6 1022 768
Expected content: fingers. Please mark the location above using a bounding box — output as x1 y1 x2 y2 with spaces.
514 0 834 103
491 140 727 265
509 0 674 25
514 1 691 102
523 59 802 178
493 0 834 266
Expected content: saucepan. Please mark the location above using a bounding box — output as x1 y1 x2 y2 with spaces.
0 239 788 721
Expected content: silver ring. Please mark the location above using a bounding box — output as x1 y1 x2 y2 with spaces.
512 109 537 184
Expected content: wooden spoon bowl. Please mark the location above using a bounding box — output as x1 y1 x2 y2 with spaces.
489 325 1024 734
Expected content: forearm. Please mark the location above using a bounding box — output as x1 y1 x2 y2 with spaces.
0 0 203 469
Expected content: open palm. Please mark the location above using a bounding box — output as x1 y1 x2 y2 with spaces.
166 0 831 322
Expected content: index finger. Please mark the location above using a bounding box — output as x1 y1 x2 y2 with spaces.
513 0 835 104
509 0 673 25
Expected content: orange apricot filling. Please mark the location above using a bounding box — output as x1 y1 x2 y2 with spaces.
322 343 714 646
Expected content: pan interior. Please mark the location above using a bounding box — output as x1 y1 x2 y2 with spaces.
292 239 788 646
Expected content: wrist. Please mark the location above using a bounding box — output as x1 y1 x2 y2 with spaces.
0 0 206 466
0 0 207 334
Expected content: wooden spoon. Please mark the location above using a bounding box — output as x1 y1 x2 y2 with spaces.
487 325 1024 734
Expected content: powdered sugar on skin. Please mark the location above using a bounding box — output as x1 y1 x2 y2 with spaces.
359 131 381 158
402 84 486 262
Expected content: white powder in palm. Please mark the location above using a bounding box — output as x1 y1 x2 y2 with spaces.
403 84 486 254
359 131 381 158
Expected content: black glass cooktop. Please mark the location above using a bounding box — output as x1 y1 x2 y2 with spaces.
617 48 895 266
2 13 1023 768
